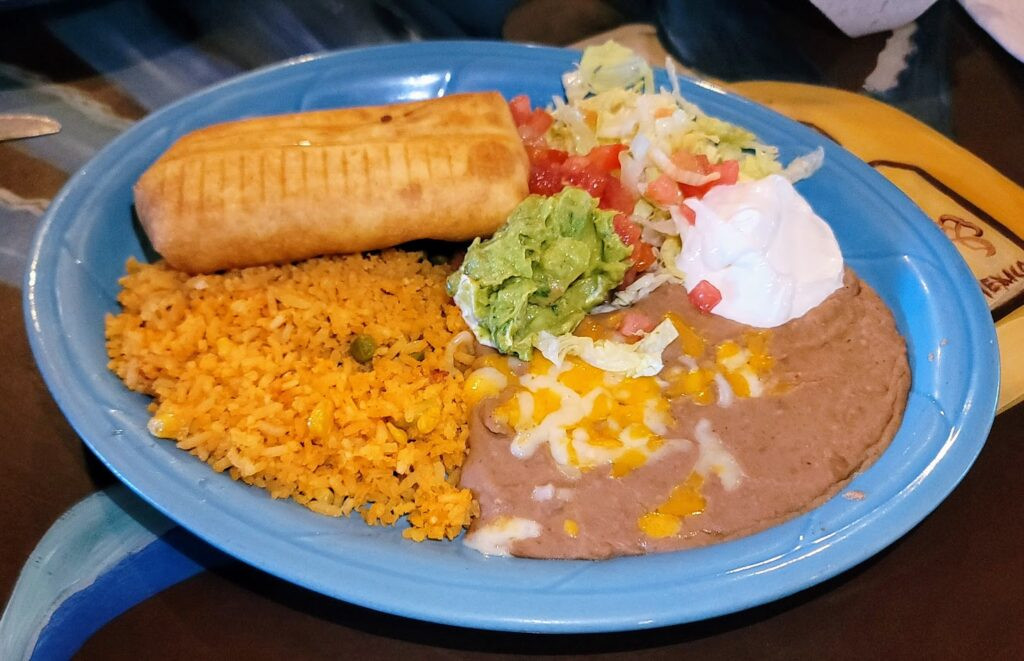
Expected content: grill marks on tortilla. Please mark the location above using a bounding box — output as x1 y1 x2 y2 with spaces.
147 132 509 211
133 92 529 272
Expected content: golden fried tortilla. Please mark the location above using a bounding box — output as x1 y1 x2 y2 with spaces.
133 92 529 273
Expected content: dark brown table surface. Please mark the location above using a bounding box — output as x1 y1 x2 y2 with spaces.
1 1 1022 658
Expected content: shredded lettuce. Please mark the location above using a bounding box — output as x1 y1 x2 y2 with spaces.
656 237 688 280
534 318 679 377
563 41 655 103
535 42 824 313
781 146 825 183
592 271 683 313
450 274 494 348
551 41 791 202
549 95 597 154
739 150 785 180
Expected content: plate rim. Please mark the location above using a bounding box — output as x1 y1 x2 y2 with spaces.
22 40 1000 633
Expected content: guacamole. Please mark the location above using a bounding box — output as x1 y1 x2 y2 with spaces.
447 187 631 359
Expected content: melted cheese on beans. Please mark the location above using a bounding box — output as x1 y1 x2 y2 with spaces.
467 354 674 476
662 314 774 407
462 316 775 480
463 516 542 556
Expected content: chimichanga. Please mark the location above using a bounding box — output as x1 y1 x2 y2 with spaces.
133 92 530 273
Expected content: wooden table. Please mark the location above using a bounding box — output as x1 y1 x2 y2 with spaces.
1 1 1021 657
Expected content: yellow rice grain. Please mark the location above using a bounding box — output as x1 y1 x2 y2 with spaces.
105 251 477 541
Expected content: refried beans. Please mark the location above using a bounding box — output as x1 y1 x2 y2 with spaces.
459 269 910 559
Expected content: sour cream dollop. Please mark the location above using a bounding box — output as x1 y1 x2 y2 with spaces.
675 174 843 328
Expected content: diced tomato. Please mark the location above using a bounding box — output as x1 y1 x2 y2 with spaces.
645 173 684 207
619 310 656 337
713 159 739 186
671 151 715 198
517 109 553 142
653 107 674 119
508 95 553 143
508 95 533 125
629 241 656 273
652 152 739 203
518 125 635 213
526 146 570 196
528 162 564 196
599 176 636 213
613 213 642 245
613 214 656 284
526 146 568 166
688 280 722 314
679 182 708 198
671 151 712 174
584 144 627 174
679 158 740 198
563 166 607 198
613 215 636 284
676 203 697 225
562 155 591 173
527 148 611 199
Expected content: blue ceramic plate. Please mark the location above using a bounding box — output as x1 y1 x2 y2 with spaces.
24 42 998 633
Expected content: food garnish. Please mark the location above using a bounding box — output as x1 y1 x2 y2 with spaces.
447 187 631 360
676 175 843 327
505 40 828 322
534 319 678 378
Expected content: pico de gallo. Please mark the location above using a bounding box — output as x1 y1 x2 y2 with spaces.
449 41 824 373
503 40 804 301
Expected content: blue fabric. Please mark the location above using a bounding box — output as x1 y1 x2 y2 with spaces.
32 528 225 660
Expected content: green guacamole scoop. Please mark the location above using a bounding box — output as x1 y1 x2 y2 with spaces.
447 187 631 360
